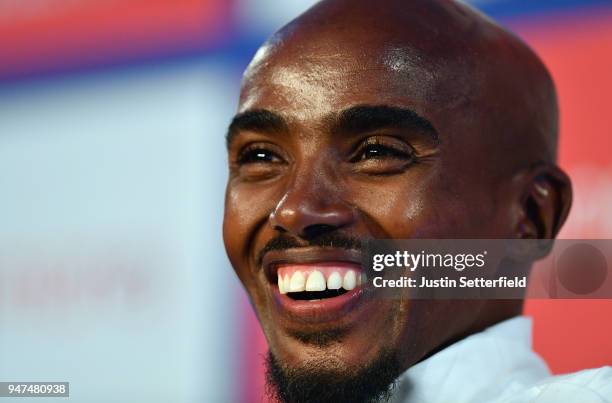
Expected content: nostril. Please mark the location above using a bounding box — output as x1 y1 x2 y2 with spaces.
302 224 338 240
273 225 288 234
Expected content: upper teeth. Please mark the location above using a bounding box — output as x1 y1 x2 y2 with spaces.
327 272 342 290
289 271 306 292
278 269 363 294
343 270 356 290
305 270 326 291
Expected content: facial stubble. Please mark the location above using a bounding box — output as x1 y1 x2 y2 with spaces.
265 342 403 403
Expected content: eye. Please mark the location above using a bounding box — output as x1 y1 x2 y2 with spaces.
351 138 414 162
232 142 288 181
349 136 417 175
237 145 284 164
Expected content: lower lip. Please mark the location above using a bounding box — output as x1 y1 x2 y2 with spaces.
271 284 367 323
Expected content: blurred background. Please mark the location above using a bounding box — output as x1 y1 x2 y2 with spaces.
0 0 611 402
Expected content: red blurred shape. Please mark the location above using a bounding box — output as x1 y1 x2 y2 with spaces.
0 0 232 79
516 7 612 374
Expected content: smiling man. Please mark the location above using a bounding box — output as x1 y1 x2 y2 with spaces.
223 0 611 402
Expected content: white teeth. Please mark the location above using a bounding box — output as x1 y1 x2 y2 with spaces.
289 271 306 292
327 272 343 290
278 274 286 294
305 270 326 291
281 270 362 294
343 270 357 290
361 272 367 286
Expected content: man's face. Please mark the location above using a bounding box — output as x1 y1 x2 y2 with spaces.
223 29 514 380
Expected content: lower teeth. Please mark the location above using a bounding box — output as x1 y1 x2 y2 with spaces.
287 289 349 300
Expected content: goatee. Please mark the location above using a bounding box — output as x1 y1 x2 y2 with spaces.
265 348 402 403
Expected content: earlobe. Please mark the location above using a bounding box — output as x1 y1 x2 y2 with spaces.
516 163 572 240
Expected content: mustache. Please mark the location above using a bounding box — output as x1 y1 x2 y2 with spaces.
256 233 363 267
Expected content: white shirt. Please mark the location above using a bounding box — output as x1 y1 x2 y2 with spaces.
391 316 612 403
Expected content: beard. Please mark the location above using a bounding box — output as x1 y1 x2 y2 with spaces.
265 347 403 403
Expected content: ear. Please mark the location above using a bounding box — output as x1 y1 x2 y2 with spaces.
515 163 572 239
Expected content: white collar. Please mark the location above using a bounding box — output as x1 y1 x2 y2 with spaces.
391 316 551 403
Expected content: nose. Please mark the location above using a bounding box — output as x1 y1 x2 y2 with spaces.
269 176 356 240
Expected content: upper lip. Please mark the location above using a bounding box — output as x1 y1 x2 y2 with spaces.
261 247 363 282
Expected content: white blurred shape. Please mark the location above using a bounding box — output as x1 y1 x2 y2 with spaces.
0 61 240 403
237 0 320 34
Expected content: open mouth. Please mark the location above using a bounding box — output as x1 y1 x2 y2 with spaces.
261 248 370 322
276 265 367 301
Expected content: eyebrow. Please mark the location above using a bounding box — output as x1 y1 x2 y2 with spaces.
226 104 438 148
330 104 438 142
226 109 288 149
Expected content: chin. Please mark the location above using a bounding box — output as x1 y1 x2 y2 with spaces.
264 341 403 403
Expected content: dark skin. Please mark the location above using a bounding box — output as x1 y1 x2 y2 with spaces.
224 0 572 388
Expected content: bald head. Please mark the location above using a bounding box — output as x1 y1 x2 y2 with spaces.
241 0 558 166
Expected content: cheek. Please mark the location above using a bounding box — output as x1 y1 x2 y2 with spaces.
348 177 429 237
223 183 279 272
348 174 484 238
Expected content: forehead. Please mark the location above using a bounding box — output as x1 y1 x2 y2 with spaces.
238 37 471 129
